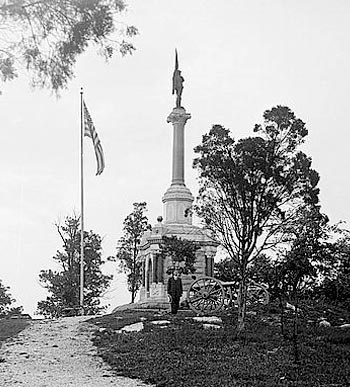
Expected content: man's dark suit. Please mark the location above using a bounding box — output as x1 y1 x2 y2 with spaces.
167 276 183 314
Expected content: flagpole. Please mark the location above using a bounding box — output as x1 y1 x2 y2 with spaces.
80 87 85 315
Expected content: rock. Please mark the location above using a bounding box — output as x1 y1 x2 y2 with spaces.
246 311 257 316
339 323 350 329
193 316 222 324
150 320 171 325
267 348 278 354
319 320 331 327
8 313 32 320
203 323 222 330
121 322 144 332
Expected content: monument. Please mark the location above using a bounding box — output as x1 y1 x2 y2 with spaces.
138 51 218 306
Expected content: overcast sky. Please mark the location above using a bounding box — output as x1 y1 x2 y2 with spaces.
1 0 350 316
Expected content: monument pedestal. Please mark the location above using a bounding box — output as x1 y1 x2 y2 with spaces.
162 184 194 225
137 220 218 305
150 283 167 300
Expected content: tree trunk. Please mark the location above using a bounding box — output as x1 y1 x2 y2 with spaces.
279 294 286 338
237 276 248 334
292 290 300 364
131 275 135 303
131 243 137 304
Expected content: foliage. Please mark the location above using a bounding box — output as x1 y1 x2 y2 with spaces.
114 202 150 303
158 235 199 275
90 307 350 387
36 215 112 317
193 106 320 331
214 206 335 301
0 0 138 93
317 230 350 307
214 253 273 286
0 280 14 317
0 280 23 318
274 206 330 299
214 256 240 283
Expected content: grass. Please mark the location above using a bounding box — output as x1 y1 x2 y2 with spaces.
89 303 350 387
0 318 29 348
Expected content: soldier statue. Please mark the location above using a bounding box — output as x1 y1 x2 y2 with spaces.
172 49 184 108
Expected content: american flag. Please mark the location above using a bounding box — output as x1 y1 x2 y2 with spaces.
83 100 105 175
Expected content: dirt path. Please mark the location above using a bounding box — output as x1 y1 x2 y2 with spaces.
0 316 150 386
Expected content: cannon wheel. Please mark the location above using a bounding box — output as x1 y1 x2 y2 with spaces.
246 281 270 307
187 276 225 315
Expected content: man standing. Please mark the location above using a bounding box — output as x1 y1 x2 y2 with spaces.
167 269 183 315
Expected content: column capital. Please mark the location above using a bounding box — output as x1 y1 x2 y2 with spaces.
167 107 191 125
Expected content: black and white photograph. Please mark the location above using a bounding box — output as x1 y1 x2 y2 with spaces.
0 1 350 386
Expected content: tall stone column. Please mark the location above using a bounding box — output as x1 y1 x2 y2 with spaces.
162 107 194 225
169 107 190 185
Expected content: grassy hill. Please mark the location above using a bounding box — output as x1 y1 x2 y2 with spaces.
90 302 350 387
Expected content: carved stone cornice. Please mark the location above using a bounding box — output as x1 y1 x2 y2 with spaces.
167 107 191 125
162 184 194 203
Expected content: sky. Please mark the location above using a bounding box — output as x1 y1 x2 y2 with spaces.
1 0 350 316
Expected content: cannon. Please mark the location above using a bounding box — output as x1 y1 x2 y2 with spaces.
186 276 269 315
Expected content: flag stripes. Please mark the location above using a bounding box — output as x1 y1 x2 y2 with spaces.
83 100 105 175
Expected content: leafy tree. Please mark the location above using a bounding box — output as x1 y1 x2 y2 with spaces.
270 206 333 362
276 206 330 299
37 215 112 317
0 0 137 93
318 229 350 306
0 280 14 317
193 106 320 332
214 256 240 283
158 236 199 275
244 206 336 305
215 253 273 287
115 202 150 303
0 280 23 317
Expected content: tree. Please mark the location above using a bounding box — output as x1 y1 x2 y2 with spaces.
276 206 330 298
0 280 23 317
214 253 272 290
193 106 320 332
115 202 150 303
37 215 112 317
158 236 199 275
318 229 350 306
268 206 334 362
0 0 137 93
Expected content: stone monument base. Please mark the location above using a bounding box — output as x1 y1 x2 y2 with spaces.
137 219 217 306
